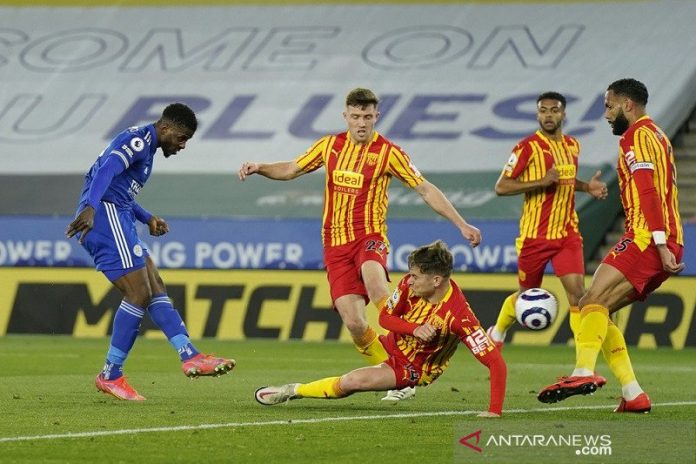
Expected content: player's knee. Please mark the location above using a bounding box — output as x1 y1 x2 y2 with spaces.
125 284 153 308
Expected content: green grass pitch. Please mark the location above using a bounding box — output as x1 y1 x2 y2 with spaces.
1 336 694 463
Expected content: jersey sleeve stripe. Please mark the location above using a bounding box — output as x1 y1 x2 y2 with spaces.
110 150 130 169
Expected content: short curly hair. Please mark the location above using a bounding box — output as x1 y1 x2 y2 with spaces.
161 103 198 132
607 78 648 106
537 91 566 108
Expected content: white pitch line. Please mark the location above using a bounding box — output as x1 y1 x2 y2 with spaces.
510 363 696 373
1 401 695 444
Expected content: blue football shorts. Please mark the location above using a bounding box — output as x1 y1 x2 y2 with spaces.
78 201 149 281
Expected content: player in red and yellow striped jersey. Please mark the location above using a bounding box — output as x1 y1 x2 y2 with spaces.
487 92 608 350
538 79 685 413
294 129 423 248
254 241 507 417
239 89 481 401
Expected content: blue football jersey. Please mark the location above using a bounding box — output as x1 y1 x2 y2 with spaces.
78 124 158 209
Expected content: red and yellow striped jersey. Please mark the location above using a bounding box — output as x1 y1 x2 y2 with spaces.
502 131 580 240
616 116 683 248
380 276 495 385
295 131 424 247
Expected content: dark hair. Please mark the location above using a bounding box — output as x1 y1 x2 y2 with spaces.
346 88 379 109
408 240 453 279
607 78 648 106
537 91 566 108
161 103 198 132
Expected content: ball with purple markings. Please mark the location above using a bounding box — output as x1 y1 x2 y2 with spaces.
515 288 558 330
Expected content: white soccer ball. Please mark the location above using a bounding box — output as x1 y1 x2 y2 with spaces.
515 288 558 330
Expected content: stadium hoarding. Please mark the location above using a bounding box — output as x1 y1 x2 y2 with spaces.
1 2 696 175
1 269 694 348
0 216 521 272
3 216 694 273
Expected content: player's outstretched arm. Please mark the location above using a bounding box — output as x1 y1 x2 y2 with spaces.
477 348 507 416
238 161 304 181
414 181 482 247
460 327 507 416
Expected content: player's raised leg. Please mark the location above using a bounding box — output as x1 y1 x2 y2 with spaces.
144 258 235 378
149 293 236 377
538 264 633 404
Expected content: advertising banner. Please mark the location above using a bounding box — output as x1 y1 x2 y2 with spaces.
1 269 694 348
2 216 693 273
0 216 520 272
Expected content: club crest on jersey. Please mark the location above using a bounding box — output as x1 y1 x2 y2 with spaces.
366 152 379 165
133 244 143 257
130 137 145 152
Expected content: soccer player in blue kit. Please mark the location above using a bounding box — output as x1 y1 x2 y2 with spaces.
66 103 235 401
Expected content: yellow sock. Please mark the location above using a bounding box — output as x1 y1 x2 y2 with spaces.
568 306 581 335
601 321 637 386
494 292 518 333
352 326 389 365
575 304 609 373
568 306 581 356
295 376 346 399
